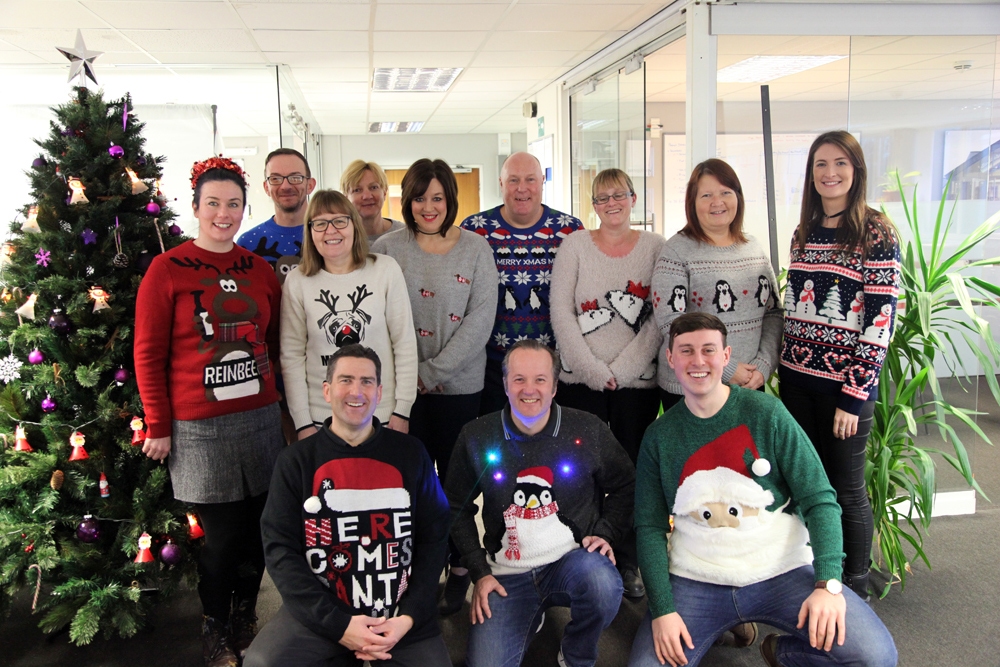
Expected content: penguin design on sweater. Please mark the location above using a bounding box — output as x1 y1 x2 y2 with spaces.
666 285 687 313
712 280 737 313
527 285 548 313
606 280 652 334
577 299 615 335
754 276 772 308
504 285 520 313
497 466 580 569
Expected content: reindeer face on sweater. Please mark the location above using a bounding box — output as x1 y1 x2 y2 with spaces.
315 285 374 346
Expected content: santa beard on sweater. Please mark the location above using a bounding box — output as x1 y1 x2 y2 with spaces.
668 501 813 587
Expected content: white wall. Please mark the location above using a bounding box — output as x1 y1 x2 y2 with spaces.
528 82 571 212
319 132 527 212
218 136 270 235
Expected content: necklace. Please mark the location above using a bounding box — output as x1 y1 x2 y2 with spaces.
824 209 845 219
415 228 441 236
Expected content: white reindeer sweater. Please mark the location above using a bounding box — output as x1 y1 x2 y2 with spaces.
281 256 419 429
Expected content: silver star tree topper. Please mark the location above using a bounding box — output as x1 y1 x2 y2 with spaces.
56 29 103 86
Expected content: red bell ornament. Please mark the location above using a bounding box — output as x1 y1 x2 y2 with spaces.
68 430 89 461
130 416 146 446
134 532 154 563
187 512 205 540
14 424 32 452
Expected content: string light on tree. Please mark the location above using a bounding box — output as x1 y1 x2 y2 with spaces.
14 424 32 452
125 167 148 195
14 293 37 320
22 206 40 232
67 178 88 205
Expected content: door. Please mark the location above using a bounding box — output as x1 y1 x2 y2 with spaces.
382 167 481 224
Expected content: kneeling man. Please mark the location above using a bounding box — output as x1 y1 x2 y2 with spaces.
245 345 450 667
629 313 896 667
446 339 635 667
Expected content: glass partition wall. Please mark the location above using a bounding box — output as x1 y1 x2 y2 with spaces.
570 64 647 230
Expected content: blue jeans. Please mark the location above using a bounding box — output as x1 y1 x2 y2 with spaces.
467 547 623 667
628 566 897 667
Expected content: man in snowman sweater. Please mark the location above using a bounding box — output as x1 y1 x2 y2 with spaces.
628 313 896 667
445 339 635 667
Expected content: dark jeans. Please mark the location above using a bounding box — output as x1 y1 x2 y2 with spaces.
556 382 660 572
194 493 268 620
782 389 876 577
410 391 481 566
244 605 451 667
479 357 508 416
627 566 896 667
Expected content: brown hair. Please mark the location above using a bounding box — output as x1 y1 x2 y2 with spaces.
591 168 635 202
681 159 747 245
795 131 897 258
340 159 388 194
668 312 728 350
265 148 310 178
298 190 374 277
401 159 459 237
502 339 560 383
325 343 382 385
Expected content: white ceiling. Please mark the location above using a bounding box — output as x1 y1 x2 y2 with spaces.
0 0 671 135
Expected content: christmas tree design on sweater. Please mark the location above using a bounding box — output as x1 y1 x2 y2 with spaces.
301 458 413 617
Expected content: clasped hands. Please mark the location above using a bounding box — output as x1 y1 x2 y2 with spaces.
339 613 414 661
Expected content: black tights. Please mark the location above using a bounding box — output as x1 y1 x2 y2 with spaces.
194 493 268 620
782 390 875 577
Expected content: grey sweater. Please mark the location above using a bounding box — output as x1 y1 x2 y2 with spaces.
651 233 782 394
550 230 665 390
373 228 498 395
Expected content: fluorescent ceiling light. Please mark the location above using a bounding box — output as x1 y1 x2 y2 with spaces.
368 121 424 134
717 55 847 83
372 68 462 92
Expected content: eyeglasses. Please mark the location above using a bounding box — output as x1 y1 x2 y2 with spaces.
266 174 307 186
309 217 351 232
592 191 633 205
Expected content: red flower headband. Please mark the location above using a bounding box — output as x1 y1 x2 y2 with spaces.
190 156 247 189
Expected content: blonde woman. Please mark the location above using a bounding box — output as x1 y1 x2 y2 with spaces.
340 160 406 242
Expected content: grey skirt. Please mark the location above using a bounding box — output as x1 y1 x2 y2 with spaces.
169 402 284 504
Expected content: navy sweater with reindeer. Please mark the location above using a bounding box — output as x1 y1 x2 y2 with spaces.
280 256 419 429
135 240 281 439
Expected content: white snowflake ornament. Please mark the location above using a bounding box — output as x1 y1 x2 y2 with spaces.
0 353 23 383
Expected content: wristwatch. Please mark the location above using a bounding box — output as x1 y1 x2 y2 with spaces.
815 579 843 595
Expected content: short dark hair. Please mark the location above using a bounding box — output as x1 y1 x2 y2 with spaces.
682 158 747 245
669 312 728 350
193 168 247 209
265 148 311 178
401 159 460 237
501 339 560 382
325 344 382 385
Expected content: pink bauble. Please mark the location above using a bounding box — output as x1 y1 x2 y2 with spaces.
28 349 44 364
108 145 124 159
145 202 161 216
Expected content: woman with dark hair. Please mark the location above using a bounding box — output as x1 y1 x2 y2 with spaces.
780 131 900 599
135 157 284 667
281 190 417 439
372 158 497 615
652 158 782 412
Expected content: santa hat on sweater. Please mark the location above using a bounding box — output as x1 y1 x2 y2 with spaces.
303 458 410 514
672 424 773 516
517 466 553 488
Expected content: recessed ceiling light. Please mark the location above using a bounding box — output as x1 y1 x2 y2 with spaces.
368 121 424 133
717 55 847 83
372 68 462 92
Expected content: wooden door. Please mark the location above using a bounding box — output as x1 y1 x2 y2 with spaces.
383 168 481 223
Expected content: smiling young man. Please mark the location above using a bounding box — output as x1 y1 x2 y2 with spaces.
460 152 584 415
238 148 317 284
245 345 450 667
628 313 896 667
445 339 635 667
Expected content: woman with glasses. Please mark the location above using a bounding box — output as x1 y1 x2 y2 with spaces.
372 159 497 615
779 131 900 599
652 159 782 411
135 157 284 666
281 190 418 439
341 159 406 242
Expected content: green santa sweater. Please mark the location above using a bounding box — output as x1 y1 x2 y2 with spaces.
635 387 843 618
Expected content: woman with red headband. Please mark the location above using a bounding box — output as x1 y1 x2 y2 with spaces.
135 157 283 667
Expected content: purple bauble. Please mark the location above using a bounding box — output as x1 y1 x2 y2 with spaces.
159 540 183 566
48 310 72 335
28 349 44 365
145 202 161 216
77 516 100 543
60 128 74 137
108 145 124 159
114 367 130 385
168 224 182 237
32 157 47 169
136 156 147 167
41 395 57 413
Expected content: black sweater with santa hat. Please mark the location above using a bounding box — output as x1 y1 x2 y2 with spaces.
446 404 635 581
260 418 449 645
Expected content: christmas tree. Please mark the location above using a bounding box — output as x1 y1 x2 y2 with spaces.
0 86 195 645
818 279 846 321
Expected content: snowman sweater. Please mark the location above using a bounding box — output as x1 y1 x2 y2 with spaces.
261 418 449 645
460 205 584 360
651 233 782 394
779 222 901 415
445 405 635 580
135 241 281 439
550 230 665 390
635 388 843 618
